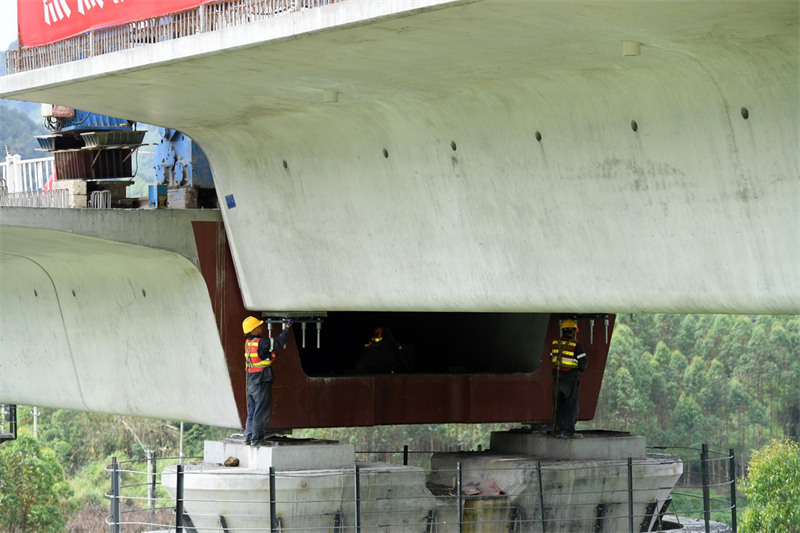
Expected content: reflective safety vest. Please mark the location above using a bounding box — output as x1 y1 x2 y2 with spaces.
245 337 274 373
551 338 579 370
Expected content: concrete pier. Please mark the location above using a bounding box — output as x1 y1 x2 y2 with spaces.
162 437 437 532
161 431 683 532
432 430 682 532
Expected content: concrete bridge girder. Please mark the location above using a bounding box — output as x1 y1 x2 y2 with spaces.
0 225 239 426
0 0 797 315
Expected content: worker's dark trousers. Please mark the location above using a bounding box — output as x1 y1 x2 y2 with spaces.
552 371 580 433
244 380 273 440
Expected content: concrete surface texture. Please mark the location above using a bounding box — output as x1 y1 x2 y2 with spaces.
0 225 239 426
1 0 796 315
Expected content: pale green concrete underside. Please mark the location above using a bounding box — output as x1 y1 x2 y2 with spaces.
0 225 239 426
1 0 798 314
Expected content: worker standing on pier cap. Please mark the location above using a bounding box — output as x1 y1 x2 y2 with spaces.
550 318 587 438
242 316 293 445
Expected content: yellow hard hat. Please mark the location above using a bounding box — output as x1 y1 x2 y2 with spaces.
560 318 579 332
242 316 264 335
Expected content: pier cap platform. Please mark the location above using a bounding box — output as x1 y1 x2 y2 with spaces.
490 430 647 460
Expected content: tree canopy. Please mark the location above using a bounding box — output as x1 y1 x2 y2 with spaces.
588 314 800 458
739 438 800 533
0 432 72 533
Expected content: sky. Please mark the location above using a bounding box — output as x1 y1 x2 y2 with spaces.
1 0 18 51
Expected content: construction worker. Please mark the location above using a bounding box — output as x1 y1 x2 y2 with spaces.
242 316 293 445
550 318 587 438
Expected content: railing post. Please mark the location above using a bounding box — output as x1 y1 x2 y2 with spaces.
269 466 278 532
729 448 737 533
354 464 361 533
110 457 120 533
10 405 17 440
457 461 463 533
627 457 634 533
536 460 546 533
403 445 409 466
176 464 184 532
701 444 710 533
147 450 156 527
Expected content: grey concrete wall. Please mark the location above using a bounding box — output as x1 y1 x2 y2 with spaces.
0 206 222 267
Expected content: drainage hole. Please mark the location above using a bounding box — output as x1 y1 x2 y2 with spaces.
142 289 147 297
535 131 542 142
450 141 457 151
741 107 749 119
34 289 38 297
631 120 639 132
383 148 389 158
72 290 76 297
282 160 288 169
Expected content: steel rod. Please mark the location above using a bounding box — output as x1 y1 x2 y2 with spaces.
537 460 546 533
176 464 184 532
628 457 634 533
729 448 738 533
701 443 711 533
270 466 278 533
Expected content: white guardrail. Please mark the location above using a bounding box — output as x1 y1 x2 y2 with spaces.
1 153 54 192
0 154 63 207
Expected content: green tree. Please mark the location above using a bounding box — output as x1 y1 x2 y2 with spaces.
739 439 800 533
673 393 704 447
0 433 72 532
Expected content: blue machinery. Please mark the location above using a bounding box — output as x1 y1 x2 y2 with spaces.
36 106 214 207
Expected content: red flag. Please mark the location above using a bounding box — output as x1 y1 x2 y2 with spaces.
43 167 56 191
18 0 211 47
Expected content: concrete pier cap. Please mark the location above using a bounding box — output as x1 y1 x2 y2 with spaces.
490 429 647 461
205 437 355 470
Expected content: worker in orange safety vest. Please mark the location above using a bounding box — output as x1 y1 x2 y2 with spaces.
550 318 588 438
242 316 293 446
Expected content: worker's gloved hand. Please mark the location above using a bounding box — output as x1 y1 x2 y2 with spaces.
285 318 294 326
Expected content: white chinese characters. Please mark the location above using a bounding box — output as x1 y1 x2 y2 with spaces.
43 0 71 25
42 0 126 25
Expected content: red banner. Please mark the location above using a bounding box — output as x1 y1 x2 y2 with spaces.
18 0 210 47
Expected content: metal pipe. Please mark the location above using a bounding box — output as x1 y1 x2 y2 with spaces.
701 444 711 533
110 457 120 533
403 445 409 466
536 460 546 533
176 464 184 532
269 466 278 532
147 451 156 527
627 457 634 533
729 448 737 533
354 464 361 532
457 461 463 533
